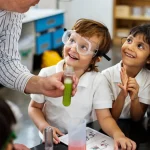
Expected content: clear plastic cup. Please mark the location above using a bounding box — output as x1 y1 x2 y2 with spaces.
68 118 86 150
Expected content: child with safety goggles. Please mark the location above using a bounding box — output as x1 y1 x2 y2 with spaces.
102 24 150 121
28 18 136 149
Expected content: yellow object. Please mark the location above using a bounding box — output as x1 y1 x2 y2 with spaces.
41 50 62 68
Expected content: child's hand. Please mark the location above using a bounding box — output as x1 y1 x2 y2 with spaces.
118 67 128 97
114 135 136 150
51 126 64 144
127 77 139 101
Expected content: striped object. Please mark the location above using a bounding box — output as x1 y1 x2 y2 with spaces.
0 10 33 92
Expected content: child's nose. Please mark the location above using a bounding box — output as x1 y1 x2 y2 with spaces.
70 44 78 52
128 43 135 52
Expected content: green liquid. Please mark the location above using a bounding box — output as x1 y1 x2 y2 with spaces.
63 78 72 106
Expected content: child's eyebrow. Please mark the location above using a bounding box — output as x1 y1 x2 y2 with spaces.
128 35 134 39
130 35 148 46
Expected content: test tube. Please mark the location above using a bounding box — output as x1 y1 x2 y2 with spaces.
44 126 53 150
63 66 74 106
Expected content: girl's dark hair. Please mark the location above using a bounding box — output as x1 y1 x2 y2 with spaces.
72 18 112 72
129 24 150 70
0 98 16 149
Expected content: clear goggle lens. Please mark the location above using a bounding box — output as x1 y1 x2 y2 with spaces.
121 37 128 45
62 30 98 56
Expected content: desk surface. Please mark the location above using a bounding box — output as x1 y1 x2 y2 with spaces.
23 8 65 23
31 120 150 150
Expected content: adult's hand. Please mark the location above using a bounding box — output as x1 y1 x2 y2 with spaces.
25 72 78 97
0 0 40 13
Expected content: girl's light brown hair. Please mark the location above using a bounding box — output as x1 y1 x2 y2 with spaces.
72 18 112 72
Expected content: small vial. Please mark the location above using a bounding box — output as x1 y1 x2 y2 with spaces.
63 66 74 106
44 126 53 150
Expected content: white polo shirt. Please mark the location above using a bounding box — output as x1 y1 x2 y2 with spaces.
31 60 112 134
102 61 150 119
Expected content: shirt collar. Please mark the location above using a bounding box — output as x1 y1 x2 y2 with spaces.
113 61 122 83
56 59 64 73
55 59 91 88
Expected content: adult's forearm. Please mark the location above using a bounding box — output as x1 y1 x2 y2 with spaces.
24 76 44 94
0 62 33 92
0 11 33 92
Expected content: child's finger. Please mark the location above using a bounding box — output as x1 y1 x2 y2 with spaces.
114 141 119 150
131 140 136 150
53 137 59 144
120 69 128 85
128 87 136 93
53 132 60 143
126 140 133 150
120 141 127 150
55 128 64 136
128 78 136 83
118 83 124 90
127 83 137 89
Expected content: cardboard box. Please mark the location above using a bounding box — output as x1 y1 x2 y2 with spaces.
116 5 131 17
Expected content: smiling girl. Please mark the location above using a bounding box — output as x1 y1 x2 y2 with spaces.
102 24 150 121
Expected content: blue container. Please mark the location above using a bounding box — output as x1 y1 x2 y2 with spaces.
52 28 64 49
35 14 64 32
36 33 52 55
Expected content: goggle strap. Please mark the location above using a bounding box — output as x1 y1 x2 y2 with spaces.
64 28 67 32
103 54 111 61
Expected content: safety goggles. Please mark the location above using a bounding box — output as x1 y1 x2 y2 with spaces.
62 30 98 56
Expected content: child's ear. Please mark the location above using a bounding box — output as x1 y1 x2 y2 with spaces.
147 60 150 64
96 57 102 62
146 56 150 64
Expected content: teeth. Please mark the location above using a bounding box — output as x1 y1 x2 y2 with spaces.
69 54 78 59
125 53 134 58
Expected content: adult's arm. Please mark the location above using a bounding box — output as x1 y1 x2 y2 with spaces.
0 0 39 13
0 11 34 92
0 11 78 96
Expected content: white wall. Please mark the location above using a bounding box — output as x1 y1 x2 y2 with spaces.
59 0 114 71
38 0 56 9
59 0 113 37
38 0 114 70
38 0 113 36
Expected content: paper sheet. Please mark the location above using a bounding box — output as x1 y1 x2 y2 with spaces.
59 127 114 150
